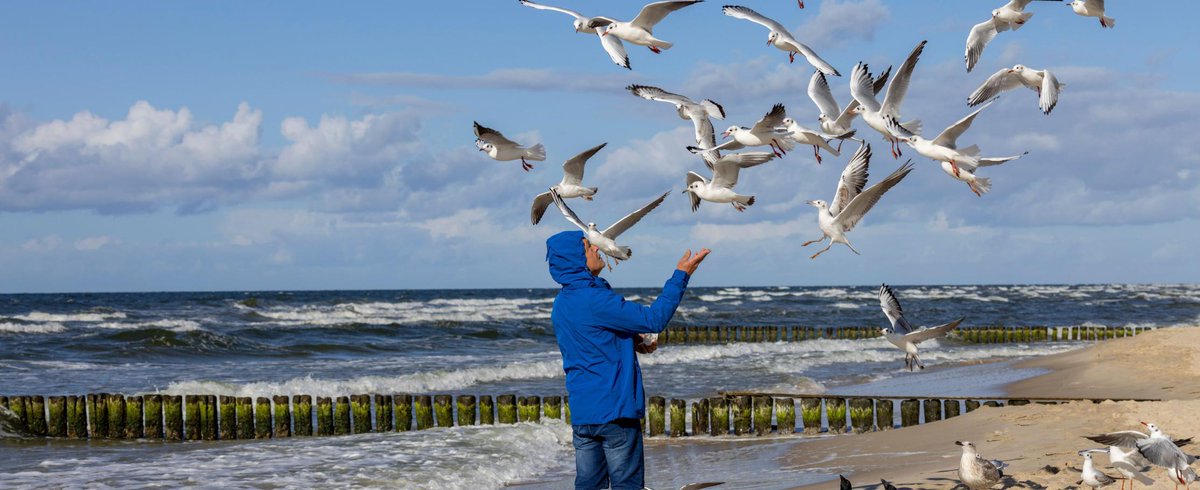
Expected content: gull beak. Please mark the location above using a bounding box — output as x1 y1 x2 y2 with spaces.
1140 421 1149 427
806 200 818 206
767 38 773 46
955 441 965 446
721 131 730 139
681 189 690 194
601 30 609 37
1007 69 1015 74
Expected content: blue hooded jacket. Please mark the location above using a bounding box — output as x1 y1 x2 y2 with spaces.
546 230 690 425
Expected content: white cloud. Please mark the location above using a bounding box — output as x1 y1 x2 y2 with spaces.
21 235 62 252
792 0 891 49
74 236 118 251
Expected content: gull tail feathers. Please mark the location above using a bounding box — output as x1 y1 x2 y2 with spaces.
735 195 755 206
1101 16 1115 28
524 143 547 161
973 176 992 195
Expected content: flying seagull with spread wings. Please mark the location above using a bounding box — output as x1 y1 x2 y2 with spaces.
965 0 1062 72
803 143 913 259
878 284 964 371
849 40 927 159
549 188 670 268
627 84 726 167
530 143 607 225
474 121 546 171
587 1 704 55
968 64 1064 115
683 152 776 212
722 5 840 76
518 0 631 69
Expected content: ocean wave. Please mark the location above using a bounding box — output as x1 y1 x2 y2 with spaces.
94 319 203 332
247 298 553 327
0 322 66 334
11 311 126 323
831 302 860 309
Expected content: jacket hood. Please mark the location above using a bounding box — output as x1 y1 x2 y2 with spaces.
546 230 596 287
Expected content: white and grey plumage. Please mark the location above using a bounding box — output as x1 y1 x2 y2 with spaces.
721 5 840 76
965 0 1062 72
1080 445 1155 488
968 64 1064 114
886 101 1028 197
778 117 842 164
849 40 926 159
589 1 704 54
474 121 546 171
1086 423 1196 487
697 103 796 158
956 441 1006 490
627 84 726 167
807 68 889 143
1070 0 1115 28
531 143 606 225
683 152 776 212
549 188 669 265
878 284 964 371
803 143 913 259
1078 450 1119 488
518 0 631 69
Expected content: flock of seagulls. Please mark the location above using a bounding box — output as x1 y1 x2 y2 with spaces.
471 2 1121 487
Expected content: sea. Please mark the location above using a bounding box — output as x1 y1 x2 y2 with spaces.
0 284 1197 489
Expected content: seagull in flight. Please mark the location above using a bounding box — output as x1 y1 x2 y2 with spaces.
1069 0 1115 28
700 103 795 158
803 143 913 259
549 188 670 268
878 284 964 371
968 64 1064 115
530 143 607 225
627 84 726 166
849 40 927 159
588 1 704 55
807 68 890 146
474 121 546 171
518 0 631 69
684 152 776 212
722 5 840 76
965 0 1062 72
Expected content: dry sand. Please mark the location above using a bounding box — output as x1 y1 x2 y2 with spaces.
789 327 1200 489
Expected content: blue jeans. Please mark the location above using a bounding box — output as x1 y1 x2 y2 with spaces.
572 418 644 490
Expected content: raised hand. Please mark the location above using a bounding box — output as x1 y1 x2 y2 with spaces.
676 248 711 276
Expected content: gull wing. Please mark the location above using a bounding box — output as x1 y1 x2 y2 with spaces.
849 63 882 113
830 142 870 216
1086 431 1150 449
966 19 1005 73
751 103 788 134
977 456 1003 483
884 115 916 140
694 116 721 170
878 284 912 334
631 0 702 31
518 0 586 21
602 190 670 239
1085 0 1104 10
686 171 705 211
808 71 842 118
1003 0 1035 11
722 5 789 34
627 84 696 106
598 31 630 69
881 40 927 117
834 160 913 232
904 318 964 344
562 142 606 186
872 65 892 95
968 68 1024 106
701 99 726 120
1137 438 1188 469
549 188 590 232
779 39 840 76
712 152 774 189
976 151 1029 168
531 191 555 225
473 121 518 147
932 100 995 149
1040 70 1061 114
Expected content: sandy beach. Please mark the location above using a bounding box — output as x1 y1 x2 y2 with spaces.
790 327 1200 489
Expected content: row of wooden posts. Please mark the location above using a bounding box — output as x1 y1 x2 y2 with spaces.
0 392 1135 441
656 325 1154 345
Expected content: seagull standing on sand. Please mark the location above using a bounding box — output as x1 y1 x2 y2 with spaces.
965 0 1062 72
530 143 607 225
721 5 840 76
1081 445 1156 489
1086 423 1196 488
885 101 1029 197
684 152 776 212
778 117 843 164
1079 450 1121 488
474 121 546 171
696 104 796 158
956 441 1006 490
968 65 1064 115
803 143 914 259
627 84 726 166
517 0 631 69
1070 0 1115 28
589 1 704 55
807 69 890 146
878 284 965 371
850 40 927 159
549 188 670 267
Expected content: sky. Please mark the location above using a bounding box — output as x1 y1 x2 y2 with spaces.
1 0 1198 293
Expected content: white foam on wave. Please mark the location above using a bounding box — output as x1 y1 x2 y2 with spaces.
0 322 66 334
11 311 126 323
249 297 554 326
831 302 860 309
94 319 203 332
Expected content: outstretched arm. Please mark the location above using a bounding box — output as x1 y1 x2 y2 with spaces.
594 249 711 335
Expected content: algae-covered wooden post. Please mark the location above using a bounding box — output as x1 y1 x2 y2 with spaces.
752 395 772 435
800 398 822 434
185 395 201 441
826 398 847 434
849 398 873 433
876 399 894 430
46 396 66 438
125 395 143 439
294 395 313 436
457 395 478 426
477 395 493 426
900 399 920 427
923 399 942 423
236 397 254 439
164 395 183 441
218 396 236 439
8 396 28 434
669 399 686 437
944 399 961 419
983 401 1001 408
496 395 517 425
1008 399 1030 406
542 396 561 421
352 394 372 433
775 398 795 434
87 394 104 438
965 400 981 413
316 397 333 436
647 396 666 436
413 395 434 430
732 396 751 435
374 394 392 432
106 394 125 440
564 396 571 424
709 397 729 436
23 396 46 437
334 396 353 435
695 398 710 436
68 395 89 438
433 395 454 428
255 397 272 439
394 394 413 431
272 395 290 438
202 396 218 440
